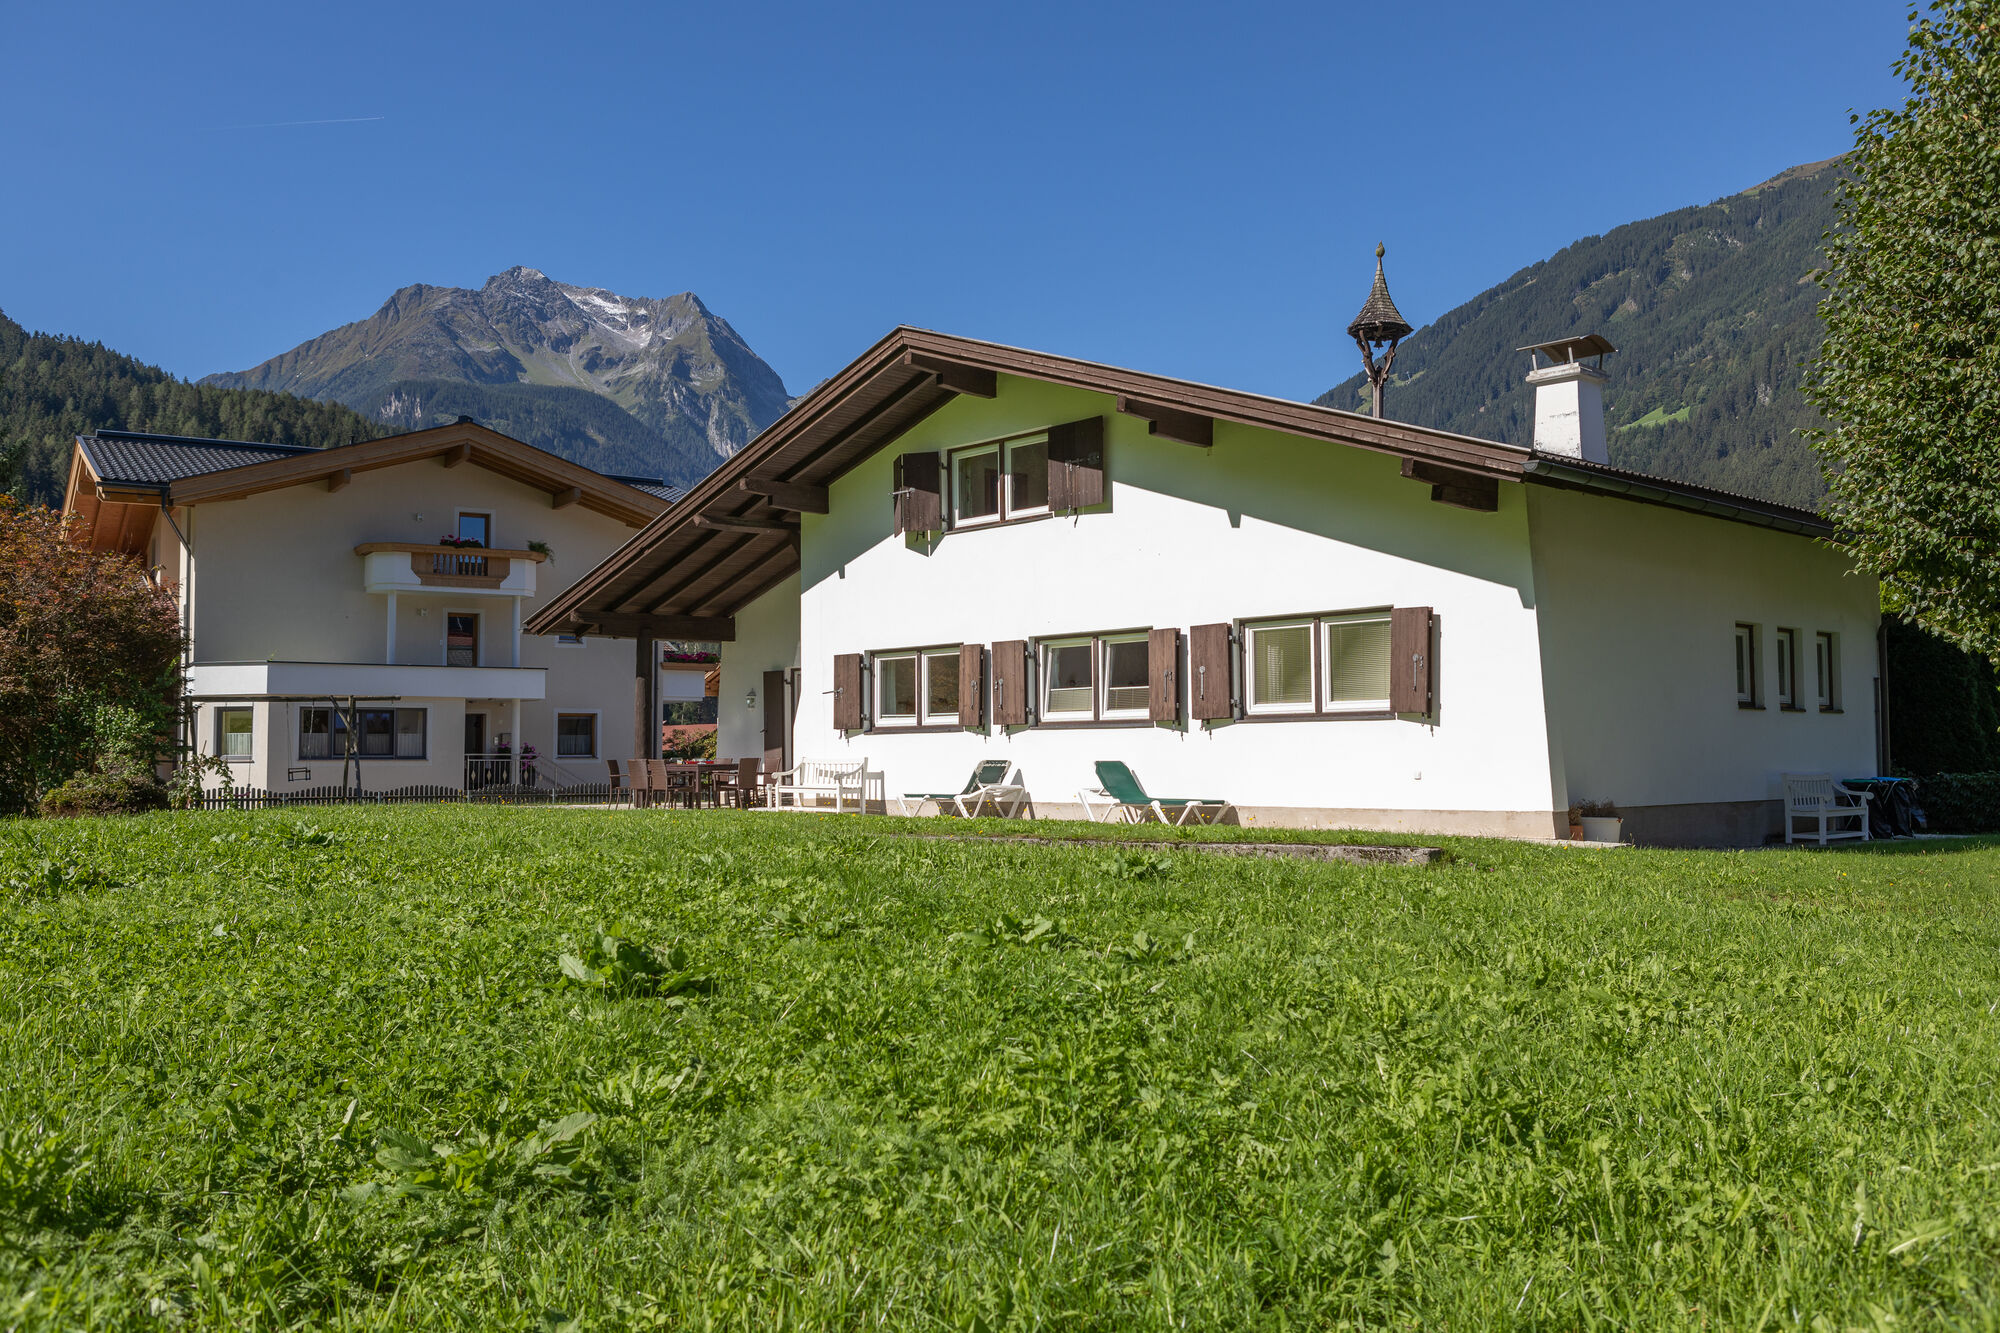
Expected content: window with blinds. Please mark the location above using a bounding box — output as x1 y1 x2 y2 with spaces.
1242 610 1393 716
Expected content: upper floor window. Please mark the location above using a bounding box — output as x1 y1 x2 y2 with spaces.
951 434 1051 528
1244 611 1392 715
448 613 480 667
1733 624 1758 706
1039 632 1149 723
873 647 961 726
1815 632 1838 711
1775 628 1800 710
457 512 491 548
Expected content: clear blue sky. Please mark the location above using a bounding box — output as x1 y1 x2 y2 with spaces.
0 1 1908 402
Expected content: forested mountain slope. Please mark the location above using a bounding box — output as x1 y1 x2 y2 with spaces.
1319 159 1842 509
203 268 792 489
0 310 385 507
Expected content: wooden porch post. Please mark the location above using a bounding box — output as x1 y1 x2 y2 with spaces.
635 632 656 760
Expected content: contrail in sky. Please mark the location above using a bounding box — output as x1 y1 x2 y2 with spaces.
214 115 387 130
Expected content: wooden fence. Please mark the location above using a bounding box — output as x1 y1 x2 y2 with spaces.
191 782 613 811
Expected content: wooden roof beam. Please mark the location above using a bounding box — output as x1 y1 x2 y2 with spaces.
565 611 736 641
1117 396 1213 447
737 475 829 514
692 513 800 535
1401 458 1499 513
902 351 996 398
442 443 472 468
552 486 583 509
327 468 352 493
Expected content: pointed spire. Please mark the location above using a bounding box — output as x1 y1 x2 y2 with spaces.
1347 242 1413 345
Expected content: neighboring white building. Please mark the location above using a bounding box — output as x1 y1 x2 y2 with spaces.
64 420 678 793
528 328 1879 846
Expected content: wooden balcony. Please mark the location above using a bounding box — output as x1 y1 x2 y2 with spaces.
354 542 547 595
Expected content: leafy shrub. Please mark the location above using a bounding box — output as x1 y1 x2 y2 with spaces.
663 726 717 761
1916 772 2000 833
38 769 167 818
559 930 715 1001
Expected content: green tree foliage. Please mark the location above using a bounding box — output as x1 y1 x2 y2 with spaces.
1887 619 2000 774
1319 161 1842 509
0 309 385 507
1807 2 2000 657
0 498 184 812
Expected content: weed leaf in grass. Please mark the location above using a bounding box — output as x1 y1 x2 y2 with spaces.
1100 850 1173 881
951 913 1069 949
559 930 715 1001
5 857 115 900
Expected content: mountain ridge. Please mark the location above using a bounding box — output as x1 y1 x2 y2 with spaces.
1318 159 1843 510
202 268 792 488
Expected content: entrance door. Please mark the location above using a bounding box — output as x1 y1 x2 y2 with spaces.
464 712 486 757
762 670 787 772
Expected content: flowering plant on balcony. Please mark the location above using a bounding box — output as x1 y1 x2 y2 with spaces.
661 650 719 664
438 534 485 548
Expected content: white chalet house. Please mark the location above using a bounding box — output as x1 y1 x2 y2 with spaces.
64 421 678 793
527 327 1880 846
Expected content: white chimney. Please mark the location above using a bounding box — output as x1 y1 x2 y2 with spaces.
1520 334 1615 464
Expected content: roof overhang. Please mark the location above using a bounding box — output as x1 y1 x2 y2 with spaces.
525 327 1835 639
159 421 668 527
63 448 162 557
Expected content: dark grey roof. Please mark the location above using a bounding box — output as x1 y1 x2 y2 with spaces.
610 477 685 503
1520 453 1832 537
78 429 682 503
78 430 317 489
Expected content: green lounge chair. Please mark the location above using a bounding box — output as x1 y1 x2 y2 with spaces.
897 759 1028 818
1080 760 1231 826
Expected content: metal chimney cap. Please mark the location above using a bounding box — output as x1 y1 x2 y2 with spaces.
1518 333 1617 365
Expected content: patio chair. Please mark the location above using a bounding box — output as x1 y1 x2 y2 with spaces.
606 759 631 807
1079 761 1231 826
1782 772 1872 845
897 759 1029 818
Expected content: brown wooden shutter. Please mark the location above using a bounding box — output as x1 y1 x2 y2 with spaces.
991 639 1028 726
893 452 942 534
762 669 787 769
1148 627 1180 723
1046 417 1105 511
832 653 864 730
958 643 984 728
1189 623 1233 721
1390 607 1435 717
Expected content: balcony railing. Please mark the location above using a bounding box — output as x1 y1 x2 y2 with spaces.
354 542 546 596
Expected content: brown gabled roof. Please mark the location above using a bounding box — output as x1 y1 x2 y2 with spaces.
64 421 671 554
524 326 1832 641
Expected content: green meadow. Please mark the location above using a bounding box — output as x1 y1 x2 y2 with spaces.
1 807 1998 1329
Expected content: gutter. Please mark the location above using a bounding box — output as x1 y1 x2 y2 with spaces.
1518 456 1833 539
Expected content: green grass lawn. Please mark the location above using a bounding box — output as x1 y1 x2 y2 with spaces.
2 808 1999 1329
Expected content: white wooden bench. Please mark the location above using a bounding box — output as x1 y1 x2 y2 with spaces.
763 759 881 813
1782 772 1872 845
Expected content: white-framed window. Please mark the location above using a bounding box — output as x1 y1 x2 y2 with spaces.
1242 610 1392 715
1036 631 1150 724
216 707 254 760
1815 632 1838 711
1323 612 1392 712
1775 628 1799 709
1733 624 1758 706
871 647 963 727
949 433 1050 528
300 707 426 759
556 713 598 758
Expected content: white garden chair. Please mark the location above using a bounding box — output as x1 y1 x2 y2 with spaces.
1782 772 1872 846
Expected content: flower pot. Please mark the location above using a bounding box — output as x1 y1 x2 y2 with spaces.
1579 815 1623 843
1568 823 1585 841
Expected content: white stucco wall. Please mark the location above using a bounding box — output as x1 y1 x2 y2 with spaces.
718 574 803 764
1526 485 1879 821
781 375 1564 833
179 460 648 791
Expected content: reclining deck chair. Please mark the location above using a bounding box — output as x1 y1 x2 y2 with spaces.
897 759 1028 817
1079 761 1231 826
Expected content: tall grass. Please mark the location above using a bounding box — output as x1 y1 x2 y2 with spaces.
0 808 1996 1328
